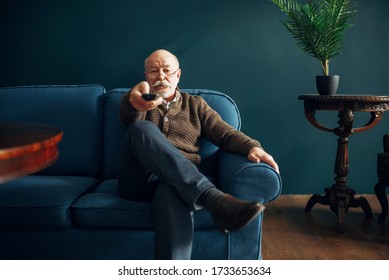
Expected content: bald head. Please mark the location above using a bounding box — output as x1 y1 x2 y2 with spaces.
144 49 179 71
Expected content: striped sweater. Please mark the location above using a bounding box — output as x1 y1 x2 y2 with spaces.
120 90 261 165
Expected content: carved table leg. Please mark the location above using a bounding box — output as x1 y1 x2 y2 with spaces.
305 188 331 212
331 188 349 234
306 186 372 233
304 109 373 233
337 199 346 234
305 188 348 233
332 111 352 233
348 194 373 218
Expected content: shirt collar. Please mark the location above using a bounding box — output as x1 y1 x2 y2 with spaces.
161 89 181 110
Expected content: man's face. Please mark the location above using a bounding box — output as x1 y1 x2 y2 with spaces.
144 52 181 99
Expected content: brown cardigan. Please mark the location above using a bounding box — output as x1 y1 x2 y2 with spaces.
120 90 261 165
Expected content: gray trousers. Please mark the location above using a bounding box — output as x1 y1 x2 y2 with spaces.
118 121 214 259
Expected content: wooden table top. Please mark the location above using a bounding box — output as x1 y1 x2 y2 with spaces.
0 121 63 184
298 94 389 112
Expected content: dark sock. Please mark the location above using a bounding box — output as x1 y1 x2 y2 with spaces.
197 187 224 212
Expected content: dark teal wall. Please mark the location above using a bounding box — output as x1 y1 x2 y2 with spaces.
1 0 389 194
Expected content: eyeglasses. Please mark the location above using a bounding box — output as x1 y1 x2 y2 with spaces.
146 68 180 78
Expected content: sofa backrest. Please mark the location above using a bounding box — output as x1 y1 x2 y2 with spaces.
100 89 127 179
101 88 241 179
0 85 241 179
0 85 106 177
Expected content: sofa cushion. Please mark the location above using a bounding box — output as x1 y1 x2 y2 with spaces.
0 85 106 176
72 192 154 229
72 179 153 229
0 176 99 229
72 179 216 229
73 192 216 230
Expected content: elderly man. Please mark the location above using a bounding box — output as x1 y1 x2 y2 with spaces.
119 49 279 259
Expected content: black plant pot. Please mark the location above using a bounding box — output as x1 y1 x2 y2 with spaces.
316 75 339 95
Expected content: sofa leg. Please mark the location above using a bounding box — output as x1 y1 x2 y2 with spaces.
374 182 388 220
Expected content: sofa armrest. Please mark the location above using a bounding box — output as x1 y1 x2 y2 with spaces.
217 152 282 204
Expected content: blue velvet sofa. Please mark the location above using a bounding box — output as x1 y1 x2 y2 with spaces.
0 85 281 260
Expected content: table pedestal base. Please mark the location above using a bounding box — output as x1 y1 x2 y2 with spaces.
298 94 389 233
305 186 372 233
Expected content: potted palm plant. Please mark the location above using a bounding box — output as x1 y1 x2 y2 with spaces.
270 0 357 95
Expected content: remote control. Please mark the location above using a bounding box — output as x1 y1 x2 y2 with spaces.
141 93 157 101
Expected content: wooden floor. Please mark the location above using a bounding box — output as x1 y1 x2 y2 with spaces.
261 195 389 260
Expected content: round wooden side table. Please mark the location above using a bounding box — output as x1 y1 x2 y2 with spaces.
298 94 389 233
0 121 63 184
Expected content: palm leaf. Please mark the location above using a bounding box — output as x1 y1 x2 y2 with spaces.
270 0 357 75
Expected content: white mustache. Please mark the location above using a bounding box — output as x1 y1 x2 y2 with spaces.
151 81 171 88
